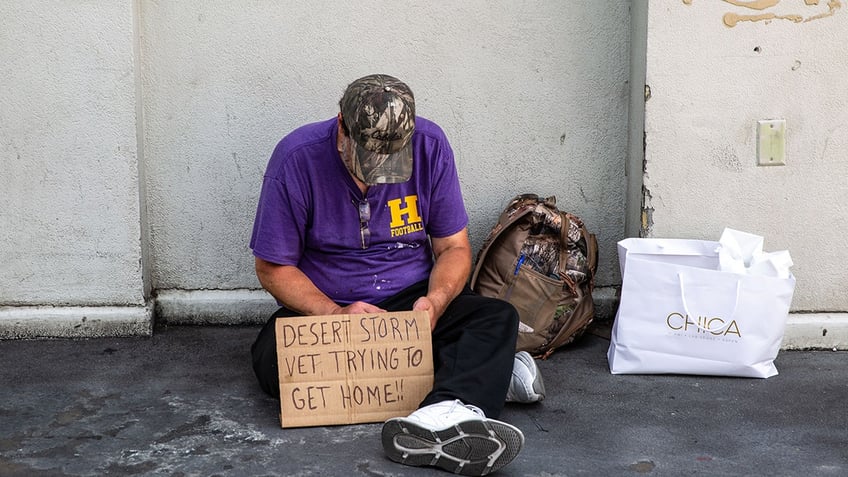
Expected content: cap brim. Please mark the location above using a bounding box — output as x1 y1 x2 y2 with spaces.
352 142 413 184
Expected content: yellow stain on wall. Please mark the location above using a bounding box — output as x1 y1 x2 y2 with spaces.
684 0 842 27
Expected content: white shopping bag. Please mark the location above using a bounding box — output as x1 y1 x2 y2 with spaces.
607 237 796 378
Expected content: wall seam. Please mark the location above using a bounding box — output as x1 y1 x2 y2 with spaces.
626 0 649 238
132 0 152 305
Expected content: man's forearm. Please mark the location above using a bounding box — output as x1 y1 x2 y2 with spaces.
426 245 471 319
255 258 340 316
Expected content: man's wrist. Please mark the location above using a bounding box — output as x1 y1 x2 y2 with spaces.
426 292 450 318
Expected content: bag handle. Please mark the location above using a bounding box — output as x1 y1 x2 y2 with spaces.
555 210 599 280
557 211 571 277
470 195 537 288
678 273 742 334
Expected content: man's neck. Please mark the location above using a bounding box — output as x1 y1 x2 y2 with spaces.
352 175 368 195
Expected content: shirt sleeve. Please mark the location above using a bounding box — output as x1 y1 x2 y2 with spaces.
249 153 308 266
423 127 469 238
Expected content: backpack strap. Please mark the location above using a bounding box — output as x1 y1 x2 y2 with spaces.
470 195 539 289
557 210 571 280
539 210 599 359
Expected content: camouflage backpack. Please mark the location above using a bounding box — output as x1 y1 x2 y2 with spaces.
470 194 598 358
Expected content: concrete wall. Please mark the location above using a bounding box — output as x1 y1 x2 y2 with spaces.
2 1 844 348
0 1 149 336
140 1 631 324
643 0 848 348
1 1 630 336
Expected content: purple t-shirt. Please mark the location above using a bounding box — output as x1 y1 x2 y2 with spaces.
250 117 469 304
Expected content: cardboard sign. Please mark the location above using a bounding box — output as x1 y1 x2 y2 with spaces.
275 310 433 428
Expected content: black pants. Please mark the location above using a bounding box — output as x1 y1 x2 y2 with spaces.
250 280 519 419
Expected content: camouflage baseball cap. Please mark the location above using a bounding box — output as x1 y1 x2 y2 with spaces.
340 74 415 184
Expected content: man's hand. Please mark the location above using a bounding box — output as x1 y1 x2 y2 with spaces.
417 228 472 331
332 301 386 315
412 296 439 331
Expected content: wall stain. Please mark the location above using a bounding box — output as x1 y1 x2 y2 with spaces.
684 0 842 27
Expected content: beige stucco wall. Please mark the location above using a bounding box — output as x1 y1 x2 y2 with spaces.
140 1 630 321
1 1 630 336
643 0 848 347
0 1 149 336
1 1 844 347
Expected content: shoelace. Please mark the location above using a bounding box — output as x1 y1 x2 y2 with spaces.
453 400 486 418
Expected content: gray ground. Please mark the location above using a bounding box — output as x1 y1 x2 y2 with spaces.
1 325 845 476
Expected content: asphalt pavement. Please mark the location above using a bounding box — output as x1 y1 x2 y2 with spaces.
0 324 845 476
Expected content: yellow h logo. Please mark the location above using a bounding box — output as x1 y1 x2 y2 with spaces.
387 195 422 228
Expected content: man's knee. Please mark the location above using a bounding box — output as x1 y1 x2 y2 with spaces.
479 296 520 330
251 314 283 399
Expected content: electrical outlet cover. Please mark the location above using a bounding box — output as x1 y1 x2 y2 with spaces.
757 119 786 166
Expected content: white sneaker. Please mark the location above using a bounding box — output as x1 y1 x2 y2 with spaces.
506 351 546 403
381 399 524 476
